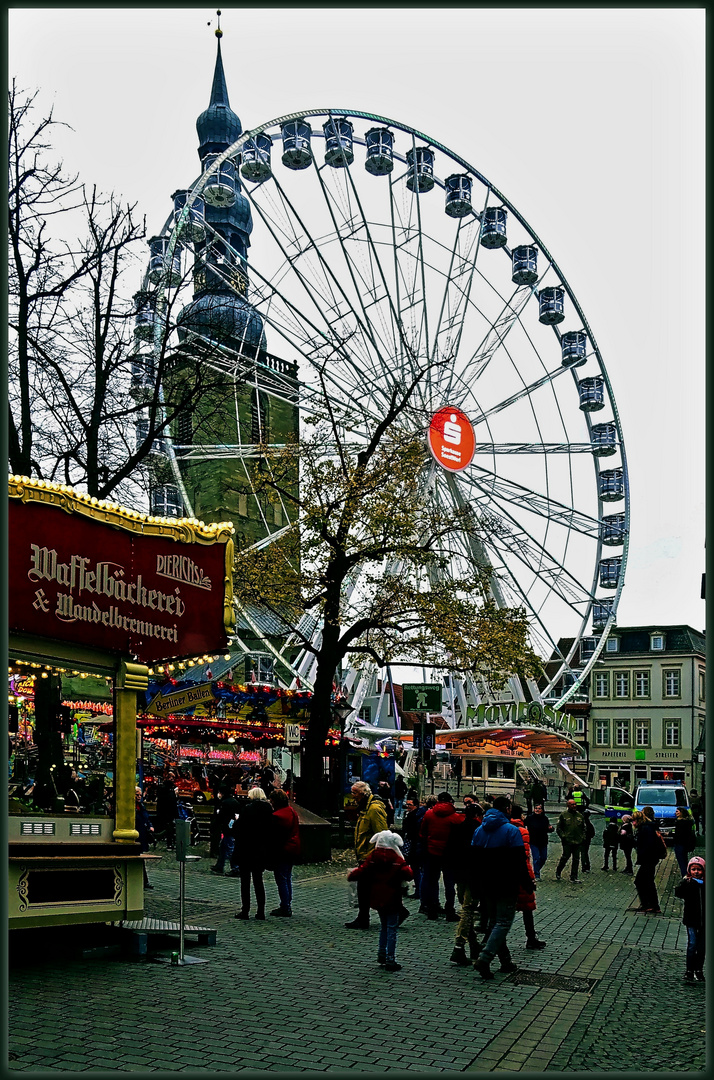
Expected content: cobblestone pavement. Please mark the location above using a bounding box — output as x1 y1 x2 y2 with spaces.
9 816 707 1073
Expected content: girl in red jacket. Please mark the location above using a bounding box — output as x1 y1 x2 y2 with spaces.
511 804 546 949
348 831 413 971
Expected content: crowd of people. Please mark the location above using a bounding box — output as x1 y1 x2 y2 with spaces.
343 782 705 982
138 772 704 984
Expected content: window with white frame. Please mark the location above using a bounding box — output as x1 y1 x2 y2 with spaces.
664 719 680 747
650 634 665 651
605 637 620 653
634 670 650 698
614 720 629 746
614 672 630 698
573 715 586 737
634 719 650 747
663 669 681 698
594 673 610 698
358 706 372 724
594 720 610 746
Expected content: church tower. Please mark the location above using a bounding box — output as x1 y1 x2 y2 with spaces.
139 22 298 551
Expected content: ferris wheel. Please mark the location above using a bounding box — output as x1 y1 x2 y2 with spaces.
147 108 629 713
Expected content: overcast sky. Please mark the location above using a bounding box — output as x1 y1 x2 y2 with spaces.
9 7 705 635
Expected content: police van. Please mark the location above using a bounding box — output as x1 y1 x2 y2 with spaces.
634 780 690 837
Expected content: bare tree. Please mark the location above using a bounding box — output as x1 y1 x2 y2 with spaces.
8 83 231 505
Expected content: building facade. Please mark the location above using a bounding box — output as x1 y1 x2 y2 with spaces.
585 625 705 793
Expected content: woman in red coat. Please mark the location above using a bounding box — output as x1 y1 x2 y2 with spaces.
511 803 546 949
269 788 301 917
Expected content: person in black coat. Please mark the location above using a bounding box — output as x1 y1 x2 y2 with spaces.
155 777 178 848
524 804 554 880
674 855 705 981
135 787 154 888
673 808 697 878
602 819 620 870
376 782 395 827
633 810 662 913
210 787 242 875
580 809 596 872
445 801 483 965
233 787 274 920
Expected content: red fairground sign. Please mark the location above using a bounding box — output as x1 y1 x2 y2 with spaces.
9 480 234 665
427 406 475 472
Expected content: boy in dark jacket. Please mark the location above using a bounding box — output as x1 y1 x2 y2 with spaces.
471 796 534 979
348 831 413 971
674 856 705 982
602 819 620 871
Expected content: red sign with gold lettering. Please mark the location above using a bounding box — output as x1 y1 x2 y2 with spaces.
9 492 233 664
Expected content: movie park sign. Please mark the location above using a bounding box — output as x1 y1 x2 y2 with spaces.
9 481 234 665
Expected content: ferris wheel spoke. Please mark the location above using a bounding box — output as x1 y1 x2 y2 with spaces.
471 442 604 455
445 283 536 403
472 364 572 426
428 187 488 381
262 169 404 396
459 464 601 539
310 160 404 371
247 178 391 394
387 161 431 379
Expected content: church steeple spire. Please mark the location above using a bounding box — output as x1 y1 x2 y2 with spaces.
209 36 230 110
196 12 241 161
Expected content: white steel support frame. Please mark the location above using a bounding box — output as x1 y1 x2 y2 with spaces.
143 107 628 714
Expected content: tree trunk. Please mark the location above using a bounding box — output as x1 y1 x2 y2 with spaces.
301 639 341 815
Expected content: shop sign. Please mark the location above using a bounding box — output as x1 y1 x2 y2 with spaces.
451 736 531 758
285 723 301 746
9 484 233 664
146 683 217 717
427 406 475 472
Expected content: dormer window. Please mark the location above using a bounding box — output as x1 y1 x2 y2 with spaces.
650 633 665 651
605 636 619 653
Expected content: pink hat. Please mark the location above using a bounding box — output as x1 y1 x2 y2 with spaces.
687 856 705 878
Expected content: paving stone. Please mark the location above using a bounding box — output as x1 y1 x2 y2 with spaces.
9 834 705 1073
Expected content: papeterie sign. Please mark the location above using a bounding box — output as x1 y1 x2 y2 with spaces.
9 478 234 664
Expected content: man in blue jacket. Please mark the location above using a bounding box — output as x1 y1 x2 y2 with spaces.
471 795 534 980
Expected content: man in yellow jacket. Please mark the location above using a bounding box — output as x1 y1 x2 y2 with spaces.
345 780 388 929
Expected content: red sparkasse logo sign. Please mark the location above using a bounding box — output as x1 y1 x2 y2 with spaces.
9 498 231 664
427 406 475 472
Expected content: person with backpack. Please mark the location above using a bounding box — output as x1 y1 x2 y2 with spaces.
619 815 635 874
347 830 413 971
674 855 705 983
632 808 664 914
673 807 697 878
602 818 620 871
